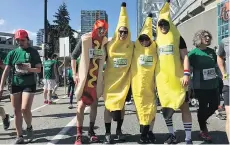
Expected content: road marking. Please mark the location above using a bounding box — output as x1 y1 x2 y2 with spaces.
0 95 67 126
47 117 77 145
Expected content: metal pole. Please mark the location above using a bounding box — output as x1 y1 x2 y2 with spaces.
64 43 66 95
43 0 48 81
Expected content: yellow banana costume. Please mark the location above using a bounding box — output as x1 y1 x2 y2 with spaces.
131 14 157 125
104 2 134 111
155 1 186 113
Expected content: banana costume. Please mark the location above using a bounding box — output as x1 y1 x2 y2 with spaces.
104 2 134 111
155 1 186 114
75 20 108 105
131 14 157 125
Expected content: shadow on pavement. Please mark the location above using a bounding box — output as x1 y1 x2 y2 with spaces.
33 113 76 119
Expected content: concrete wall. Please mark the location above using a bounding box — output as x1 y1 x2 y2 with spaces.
177 7 217 51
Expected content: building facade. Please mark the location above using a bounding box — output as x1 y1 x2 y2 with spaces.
81 10 108 36
36 29 44 46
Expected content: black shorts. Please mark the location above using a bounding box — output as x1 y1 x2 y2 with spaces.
10 85 36 94
223 85 229 106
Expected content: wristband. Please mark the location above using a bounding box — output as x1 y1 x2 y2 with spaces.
223 74 228 80
184 70 190 76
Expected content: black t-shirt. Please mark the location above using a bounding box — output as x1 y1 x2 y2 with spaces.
71 39 82 60
179 36 187 49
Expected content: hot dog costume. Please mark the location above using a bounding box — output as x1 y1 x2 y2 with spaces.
155 1 186 118
104 2 133 113
131 13 157 125
75 20 108 105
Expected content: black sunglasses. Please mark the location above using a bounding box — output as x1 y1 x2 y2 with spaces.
119 30 128 34
139 36 150 42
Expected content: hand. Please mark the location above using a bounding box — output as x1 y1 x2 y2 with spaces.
182 75 189 87
18 64 29 71
73 74 79 84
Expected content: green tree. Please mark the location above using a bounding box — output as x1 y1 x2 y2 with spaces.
53 2 77 53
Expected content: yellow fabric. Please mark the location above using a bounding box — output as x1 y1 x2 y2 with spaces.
104 4 134 111
131 16 157 125
155 2 186 110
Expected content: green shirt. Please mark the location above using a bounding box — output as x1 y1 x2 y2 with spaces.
188 47 218 89
4 47 41 86
76 57 80 72
43 59 56 79
67 68 73 79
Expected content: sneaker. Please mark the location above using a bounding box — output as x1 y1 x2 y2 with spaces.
26 126 34 143
185 139 193 144
88 131 99 143
3 114 10 130
103 133 112 144
44 100 48 104
138 136 149 144
199 132 212 143
14 136 24 144
147 131 156 143
164 134 177 144
68 104 73 109
48 101 56 105
125 101 132 105
216 114 226 120
74 135 82 145
114 131 125 141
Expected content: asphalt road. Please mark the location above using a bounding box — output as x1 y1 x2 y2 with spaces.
0 87 228 144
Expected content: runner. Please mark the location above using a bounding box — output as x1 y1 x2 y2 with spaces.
0 29 41 144
217 36 230 142
103 2 133 144
71 20 108 145
130 13 157 143
43 53 58 104
0 57 10 130
188 30 219 143
155 1 193 144
52 54 59 98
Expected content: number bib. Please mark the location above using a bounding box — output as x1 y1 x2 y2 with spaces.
15 63 31 74
203 68 216 80
89 49 104 59
139 55 153 66
113 58 128 68
159 45 174 55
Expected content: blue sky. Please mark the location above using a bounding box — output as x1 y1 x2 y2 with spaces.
0 0 137 44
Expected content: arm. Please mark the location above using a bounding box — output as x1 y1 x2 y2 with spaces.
54 63 59 81
0 65 11 90
71 59 77 75
179 36 190 71
28 64 41 73
27 50 42 73
71 39 82 76
217 40 227 77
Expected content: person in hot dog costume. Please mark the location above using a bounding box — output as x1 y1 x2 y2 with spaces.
155 0 193 144
71 20 108 145
131 13 157 144
103 2 134 144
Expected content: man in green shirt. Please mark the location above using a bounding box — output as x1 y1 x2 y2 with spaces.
43 53 58 104
51 54 59 98
0 29 41 144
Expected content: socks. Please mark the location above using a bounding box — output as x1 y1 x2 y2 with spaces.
105 123 111 134
149 120 155 132
116 119 123 133
77 126 82 135
165 118 175 135
89 122 95 133
184 122 192 141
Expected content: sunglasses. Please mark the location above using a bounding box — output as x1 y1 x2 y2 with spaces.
16 39 26 42
139 36 150 42
119 30 128 34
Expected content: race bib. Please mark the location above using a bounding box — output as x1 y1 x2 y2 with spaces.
203 68 216 80
139 55 153 66
89 49 104 59
15 63 31 74
159 45 174 55
113 58 128 68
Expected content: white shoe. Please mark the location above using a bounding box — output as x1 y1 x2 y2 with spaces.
125 101 132 105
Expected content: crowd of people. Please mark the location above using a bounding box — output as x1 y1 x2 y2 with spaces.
0 1 229 145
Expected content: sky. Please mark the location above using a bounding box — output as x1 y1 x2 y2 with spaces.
0 0 137 44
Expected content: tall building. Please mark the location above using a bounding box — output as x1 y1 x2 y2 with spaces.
36 29 44 46
81 10 108 36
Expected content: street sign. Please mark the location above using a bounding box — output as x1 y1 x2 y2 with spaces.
59 37 70 57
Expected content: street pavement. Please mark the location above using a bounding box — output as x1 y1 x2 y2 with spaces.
0 87 228 144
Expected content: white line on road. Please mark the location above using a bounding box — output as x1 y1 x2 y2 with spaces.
47 117 77 145
0 95 67 126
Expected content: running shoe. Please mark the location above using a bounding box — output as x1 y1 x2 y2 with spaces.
114 131 125 141
147 131 156 143
103 133 112 144
88 131 99 143
125 101 132 105
44 100 48 104
199 131 212 143
185 139 193 144
74 135 82 145
164 134 177 144
216 114 226 120
26 126 34 143
3 114 10 130
14 135 24 144
138 136 149 144
68 104 73 109
48 101 56 105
